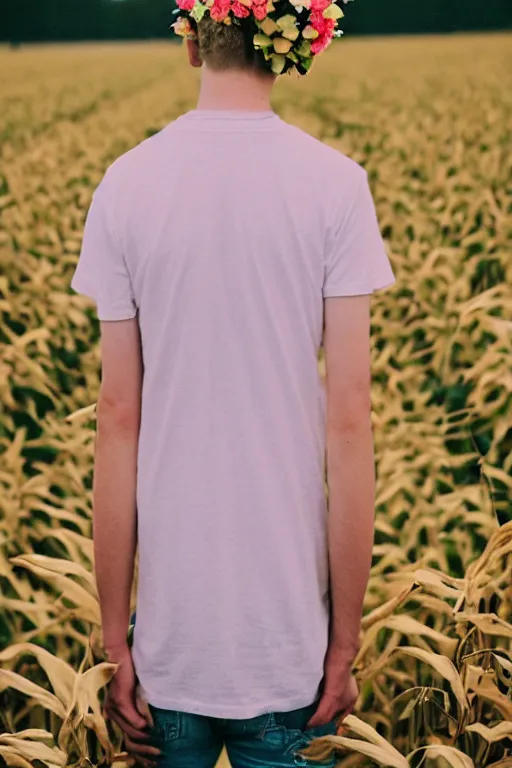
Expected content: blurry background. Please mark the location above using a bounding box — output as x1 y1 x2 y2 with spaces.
1 1 512 767
2 0 511 42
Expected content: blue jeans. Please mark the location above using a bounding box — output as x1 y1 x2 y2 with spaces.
148 697 339 768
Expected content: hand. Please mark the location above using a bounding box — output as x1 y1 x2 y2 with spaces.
305 645 359 730
103 644 162 768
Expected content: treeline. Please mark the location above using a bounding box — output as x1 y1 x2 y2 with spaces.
2 0 511 42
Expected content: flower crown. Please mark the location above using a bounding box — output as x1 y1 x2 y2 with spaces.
171 0 352 75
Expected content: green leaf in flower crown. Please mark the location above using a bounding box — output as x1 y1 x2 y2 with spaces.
296 39 311 56
190 1 207 21
286 50 299 62
254 33 273 49
271 54 286 74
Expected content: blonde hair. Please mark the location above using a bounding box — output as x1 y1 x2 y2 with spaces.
196 15 273 75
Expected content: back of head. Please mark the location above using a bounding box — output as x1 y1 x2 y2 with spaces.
196 15 273 76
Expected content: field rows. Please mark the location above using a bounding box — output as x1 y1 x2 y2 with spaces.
0 33 511 767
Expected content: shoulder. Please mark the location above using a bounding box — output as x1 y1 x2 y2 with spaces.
283 121 365 172
276 123 367 211
99 127 169 194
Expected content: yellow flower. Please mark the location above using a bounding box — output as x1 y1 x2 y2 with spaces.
302 25 319 39
172 16 193 36
273 37 293 54
276 14 299 41
259 16 278 35
323 3 344 19
253 33 273 48
271 54 286 74
276 14 297 28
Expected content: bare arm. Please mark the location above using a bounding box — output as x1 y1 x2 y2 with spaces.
324 293 376 663
93 317 143 659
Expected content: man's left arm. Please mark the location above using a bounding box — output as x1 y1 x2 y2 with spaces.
93 317 143 659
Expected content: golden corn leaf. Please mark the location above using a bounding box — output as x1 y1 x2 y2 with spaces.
75 662 119 717
0 642 75 706
412 569 462 600
0 748 34 768
383 615 458 655
340 714 408 755
409 745 475 767
466 722 512 742
65 403 97 422
361 583 416 629
455 613 512 638
470 674 512 720
0 730 53 741
9 555 100 623
0 735 66 766
324 735 408 768
9 553 96 590
83 712 114 757
0 669 66 718
396 647 468 711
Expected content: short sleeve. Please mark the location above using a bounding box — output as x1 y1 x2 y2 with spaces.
70 175 137 321
323 169 396 298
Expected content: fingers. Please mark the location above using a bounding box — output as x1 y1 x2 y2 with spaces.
338 701 356 723
135 683 155 728
105 695 162 767
335 694 357 733
123 733 162 759
105 701 157 743
305 695 335 728
306 676 359 729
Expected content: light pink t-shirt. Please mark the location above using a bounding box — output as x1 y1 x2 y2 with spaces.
71 108 396 719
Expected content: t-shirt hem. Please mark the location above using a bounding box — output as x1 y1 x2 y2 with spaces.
71 277 137 321
98 308 138 321
142 690 319 719
323 277 396 297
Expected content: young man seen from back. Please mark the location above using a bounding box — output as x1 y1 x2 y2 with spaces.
70 5 396 766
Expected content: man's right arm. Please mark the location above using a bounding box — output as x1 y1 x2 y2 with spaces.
324 292 376 666
306 292 377 729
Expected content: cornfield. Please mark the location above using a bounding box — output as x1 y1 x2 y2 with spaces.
1 32 511 768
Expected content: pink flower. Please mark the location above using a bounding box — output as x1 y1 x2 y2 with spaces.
310 18 335 53
232 0 250 16
252 0 268 20
177 0 196 10
310 0 330 11
308 10 335 52
309 9 328 32
209 0 231 21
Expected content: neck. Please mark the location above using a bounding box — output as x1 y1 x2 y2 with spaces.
196 66 274 112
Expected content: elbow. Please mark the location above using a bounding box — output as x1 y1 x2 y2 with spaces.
327 401 373 435
96 397 140 437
